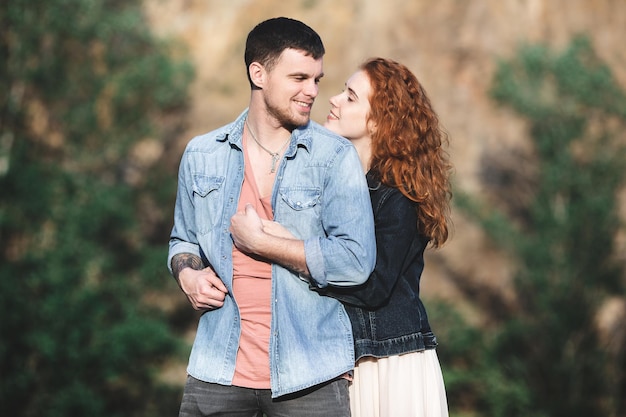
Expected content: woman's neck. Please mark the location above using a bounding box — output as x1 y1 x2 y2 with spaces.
350 136 372 174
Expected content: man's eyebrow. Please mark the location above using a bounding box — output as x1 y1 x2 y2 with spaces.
289 71 325 79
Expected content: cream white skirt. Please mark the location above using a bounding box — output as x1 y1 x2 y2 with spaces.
349 350 449 417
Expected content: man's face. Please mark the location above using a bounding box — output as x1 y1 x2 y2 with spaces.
262 48 324 128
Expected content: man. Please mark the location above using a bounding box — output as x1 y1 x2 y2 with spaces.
168 17 376 416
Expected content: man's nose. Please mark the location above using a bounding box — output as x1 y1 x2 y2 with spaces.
303 80 319 98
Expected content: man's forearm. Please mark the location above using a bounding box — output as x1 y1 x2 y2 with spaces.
258 235 310 278
229 206 310 277
171 253 204 282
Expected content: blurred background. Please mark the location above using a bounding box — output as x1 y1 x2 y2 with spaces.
1 1 625 416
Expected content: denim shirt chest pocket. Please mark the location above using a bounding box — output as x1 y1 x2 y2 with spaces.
192 173 225 235
276 186 322 229
279 186 321 209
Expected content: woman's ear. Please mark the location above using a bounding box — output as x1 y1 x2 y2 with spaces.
249 62 265 89
367 119 377 136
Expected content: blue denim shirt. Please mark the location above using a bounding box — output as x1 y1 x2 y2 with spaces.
168 110 376 398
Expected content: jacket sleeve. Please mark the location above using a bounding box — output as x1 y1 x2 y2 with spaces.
322 188 428 309
304 145 376 288
167 148 202 275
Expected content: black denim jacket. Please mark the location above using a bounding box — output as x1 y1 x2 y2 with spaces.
322 172 438 360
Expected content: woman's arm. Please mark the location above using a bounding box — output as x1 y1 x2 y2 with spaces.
322 188 428 309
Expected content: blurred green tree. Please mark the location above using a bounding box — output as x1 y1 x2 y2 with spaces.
443 37 626 417
0 1 193 416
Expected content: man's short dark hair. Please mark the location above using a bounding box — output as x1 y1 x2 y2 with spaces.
244 17 325 84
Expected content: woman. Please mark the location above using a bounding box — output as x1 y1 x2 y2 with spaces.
322 57 453 417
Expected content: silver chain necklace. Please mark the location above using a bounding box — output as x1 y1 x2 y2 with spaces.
245 118 290 173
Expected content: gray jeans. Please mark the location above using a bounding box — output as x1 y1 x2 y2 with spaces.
179 375 350 417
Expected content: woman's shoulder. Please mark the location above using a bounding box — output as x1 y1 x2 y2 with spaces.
367 172 415 211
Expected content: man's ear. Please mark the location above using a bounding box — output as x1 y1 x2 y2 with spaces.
249 62 265 89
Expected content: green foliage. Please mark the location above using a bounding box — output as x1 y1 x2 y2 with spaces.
452 37 626 416
0 1 193 416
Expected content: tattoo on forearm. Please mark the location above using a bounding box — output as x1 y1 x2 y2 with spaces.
171 253 204 282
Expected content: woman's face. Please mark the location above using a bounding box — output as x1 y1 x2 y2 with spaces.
324 70 372 142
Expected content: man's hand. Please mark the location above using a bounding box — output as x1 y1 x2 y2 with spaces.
230 204 265 254
178 266 228 311
261 218 296 239
230 203 310 277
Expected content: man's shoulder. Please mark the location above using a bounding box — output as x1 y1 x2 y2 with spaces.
297 121 353 153
186 124 232 149
305 120 351 144
182 119 243 156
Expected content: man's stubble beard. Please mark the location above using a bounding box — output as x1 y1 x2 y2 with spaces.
265 98 312 131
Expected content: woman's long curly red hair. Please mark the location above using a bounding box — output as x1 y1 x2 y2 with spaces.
362 58 453 247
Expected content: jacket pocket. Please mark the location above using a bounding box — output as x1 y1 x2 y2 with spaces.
192 174 224 234
278 187 321 211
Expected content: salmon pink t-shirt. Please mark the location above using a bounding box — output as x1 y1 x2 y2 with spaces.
231 137 274 389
